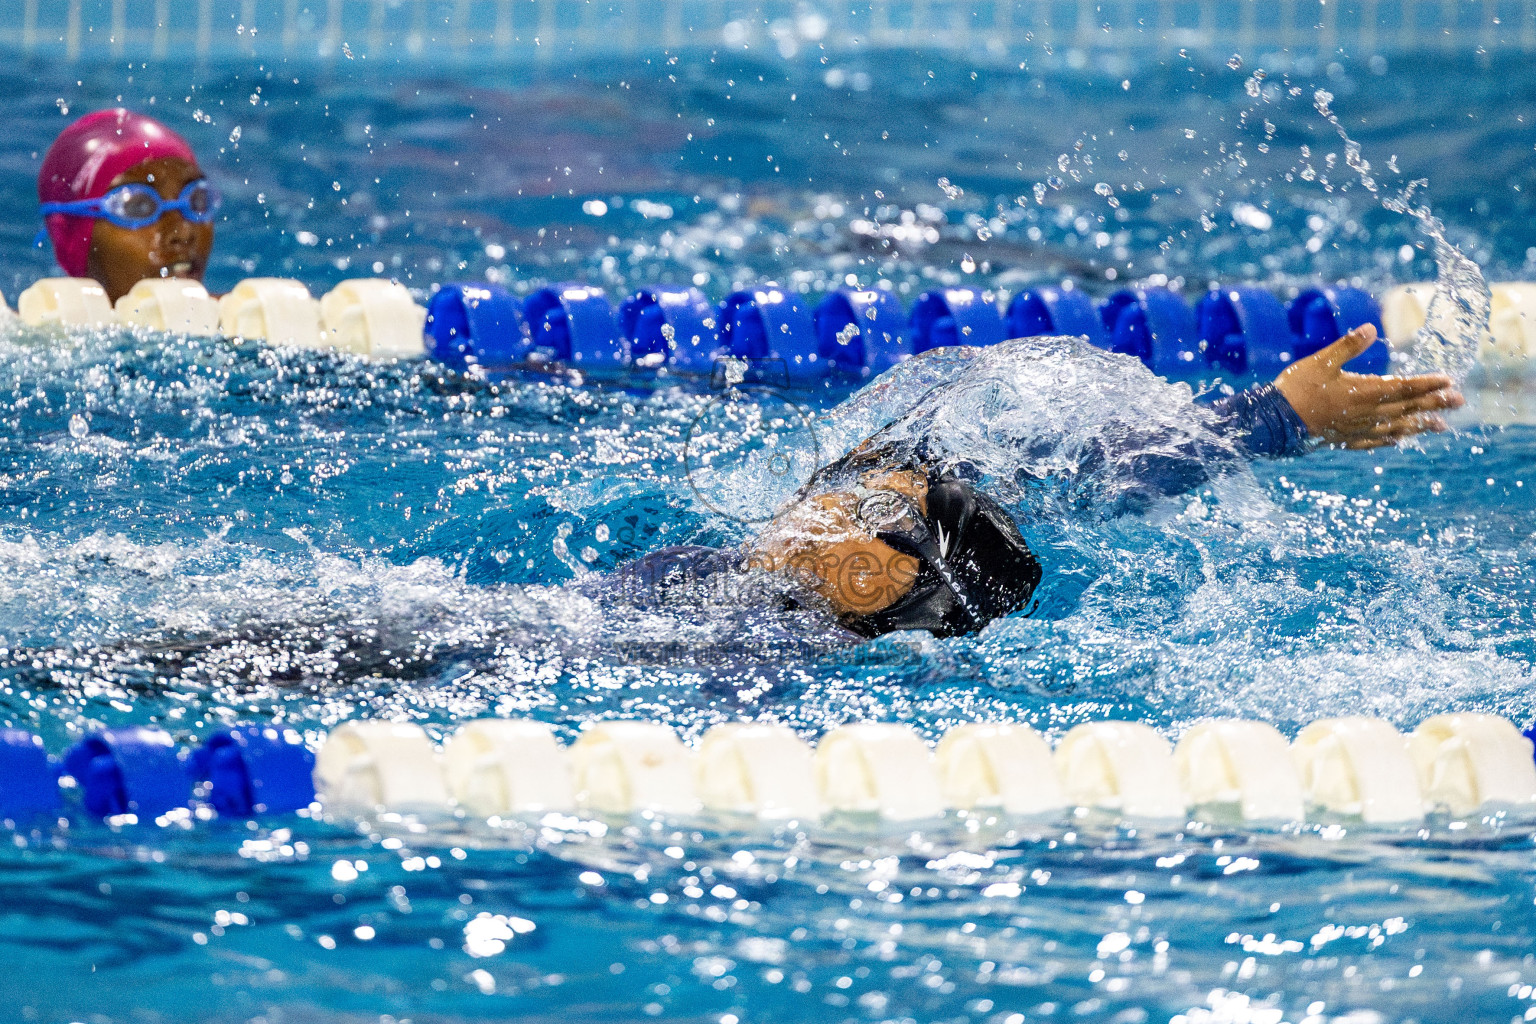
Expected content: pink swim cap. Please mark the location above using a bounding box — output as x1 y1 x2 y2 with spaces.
38 108 198 277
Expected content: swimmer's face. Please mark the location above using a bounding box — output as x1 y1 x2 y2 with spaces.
85 156 214 304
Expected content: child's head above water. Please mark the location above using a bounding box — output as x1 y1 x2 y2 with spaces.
38 108 217 303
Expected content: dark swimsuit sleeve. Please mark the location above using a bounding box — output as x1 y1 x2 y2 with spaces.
1067 384 1311 514
1208 384 1311 458
572 545 735 606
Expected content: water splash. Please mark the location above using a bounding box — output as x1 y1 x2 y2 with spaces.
813 337 1241 518
1313 88 1489 380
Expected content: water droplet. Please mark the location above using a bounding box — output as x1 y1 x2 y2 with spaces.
1227 54 1243 70
1046 175 1064 191
68 414 88 439
1094 183 1114 198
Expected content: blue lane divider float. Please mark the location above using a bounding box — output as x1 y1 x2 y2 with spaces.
1100 286 1202 376
1007 284 1109 349
813 287 912 378
63 727 190 818
616 286 720 374
425 283 526 371
0 729 58 820
522 283 625 371
1197 286 1296 378
1289 285 1390 374
417 278 1391 386
192 726 316 816
719 284 820 383
909 287 1006 352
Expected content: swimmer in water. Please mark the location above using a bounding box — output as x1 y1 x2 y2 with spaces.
593 323 1464 641
37 108 218 304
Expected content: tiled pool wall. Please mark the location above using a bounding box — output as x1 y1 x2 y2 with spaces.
4 0 1534 63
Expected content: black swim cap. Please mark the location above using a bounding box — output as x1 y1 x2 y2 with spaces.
843 465 1041 638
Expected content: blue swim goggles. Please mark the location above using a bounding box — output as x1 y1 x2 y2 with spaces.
38 179 220 233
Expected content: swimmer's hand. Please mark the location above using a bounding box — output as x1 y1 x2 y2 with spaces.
1274 323 1465 450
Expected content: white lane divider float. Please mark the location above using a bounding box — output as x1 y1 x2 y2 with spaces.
319 278 427 359
1379 283 1438 353
1381 280 1536 372
1483 283 1536 368
935 722 1064 815
115 278 220 336
218 277 325 348
443 719 574 817
696 722 821 820
1407 713 1536 814
815 723 946 821
18 277 116 328
1054 721 1188 819
313 720 450 814
570 720 701 815
1291 716 1424 823
8 274 428 361
300 714 1536 828
1174 719 1306 822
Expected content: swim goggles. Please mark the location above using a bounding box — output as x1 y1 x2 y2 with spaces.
39 179 220 231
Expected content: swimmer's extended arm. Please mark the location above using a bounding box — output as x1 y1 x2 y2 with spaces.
1117 323 1464 503
749 324 1464 622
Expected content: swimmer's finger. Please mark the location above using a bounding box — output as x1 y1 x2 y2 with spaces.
1341 388 1465 424
1336 412 1449 447
1348 372 1458 402
1376 411 1449 435
1318 324 1379 369
1340 429 1425 450
1328 412 1443 445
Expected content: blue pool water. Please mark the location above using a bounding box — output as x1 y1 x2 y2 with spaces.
1 39 1536 1024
